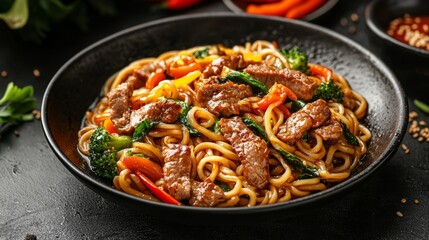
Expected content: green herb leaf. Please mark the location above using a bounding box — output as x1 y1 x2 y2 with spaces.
340 121 359 146
414 99 429 114
277 148 319 179
225 71 269 95
159 97 201 137
242 117 269 143
193 47 209 59
132 118 159 142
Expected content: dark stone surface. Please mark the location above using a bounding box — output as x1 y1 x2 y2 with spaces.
0 0 428 239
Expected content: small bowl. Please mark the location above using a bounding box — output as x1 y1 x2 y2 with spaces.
365 0 429 58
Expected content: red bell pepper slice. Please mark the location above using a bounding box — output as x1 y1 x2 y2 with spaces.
257 83 297 111
134 171 181 206
122 156 163 182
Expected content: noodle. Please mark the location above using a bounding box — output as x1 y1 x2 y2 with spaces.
77 41 371 207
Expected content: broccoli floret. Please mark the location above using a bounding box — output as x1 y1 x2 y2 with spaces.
89 127 132 179
314 79 344 103
281 47 309 74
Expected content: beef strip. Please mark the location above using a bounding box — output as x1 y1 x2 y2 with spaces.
219 116 270 189
277 99 331 144
162 144 192 200
245 64 317 101
277 112 313 145
107 81 134 134
313 117 343 142
196 82 253 117
189 181 225 207
202 55 248 79
130 100 181 128
301 99 331 128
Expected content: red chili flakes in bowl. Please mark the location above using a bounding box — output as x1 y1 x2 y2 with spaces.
387 14 429 51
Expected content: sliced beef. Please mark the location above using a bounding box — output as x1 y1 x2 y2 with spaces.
196 82 253 117
277 112 313 145
133 61 167 88
245 64 317 101
313 117 343 142
202 55 248 79
219 116 270 189
130 100 181 127
162 144 192 200
189 181 225 207
301 99 331 128
277 99 331 144
107 81 133 134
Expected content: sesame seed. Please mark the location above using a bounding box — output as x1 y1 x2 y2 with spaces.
348 26 356 34
404 149 410 154
340 18 348 26
396 211 404 218
419 121 426 126
350 13 359 22
32 110 41 120
33 69 40 77
1 70 7 78
418 137 424 142
400 198 407 203
401 144 408 150
413 199 419 204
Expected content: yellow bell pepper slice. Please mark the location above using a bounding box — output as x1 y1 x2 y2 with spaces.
173 70 201 88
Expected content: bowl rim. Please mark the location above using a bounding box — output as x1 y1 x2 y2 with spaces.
365 0 429 58
41 12 408 215
222 0 339 21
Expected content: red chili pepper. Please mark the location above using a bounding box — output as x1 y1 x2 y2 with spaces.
134 171 182 205
160 0 204 11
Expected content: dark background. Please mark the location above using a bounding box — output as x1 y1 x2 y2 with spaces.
1 0 428 239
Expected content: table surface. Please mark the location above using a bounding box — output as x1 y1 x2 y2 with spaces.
1 1 428 239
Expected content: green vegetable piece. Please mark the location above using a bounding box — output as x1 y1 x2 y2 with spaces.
214 180 231 192
340 121 359 146
0 0 28 29
291 100 307 112
225 71 269 95
193 47 209 59
280 47 309 74
213 120 221 134
414 99 429 114
89 127 132 179
277 148 319 179
159 97 201 137
132 118 159 142
0 82 36 136
314 79 344 103
242 117 269 143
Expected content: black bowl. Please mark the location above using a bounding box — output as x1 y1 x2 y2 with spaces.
41 13 408 223
223 0 339 21
365 0 429 58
